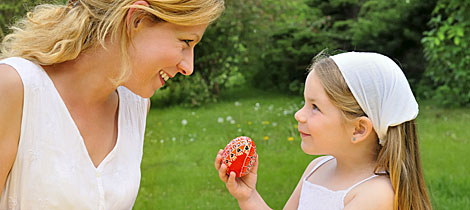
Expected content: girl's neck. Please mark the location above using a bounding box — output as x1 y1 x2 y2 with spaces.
332 134 380 177
333 154 377 177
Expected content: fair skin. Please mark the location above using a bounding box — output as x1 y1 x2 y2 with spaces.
0 1 207 197
215 70 394 210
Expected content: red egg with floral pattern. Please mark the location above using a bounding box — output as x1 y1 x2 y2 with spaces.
222 136 257 177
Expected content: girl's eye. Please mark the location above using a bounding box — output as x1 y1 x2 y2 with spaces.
312 104 320 111
182 40 193 47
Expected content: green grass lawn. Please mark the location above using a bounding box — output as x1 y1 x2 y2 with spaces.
133 88 470 210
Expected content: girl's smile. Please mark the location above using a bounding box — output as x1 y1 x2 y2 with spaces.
298 130 311 138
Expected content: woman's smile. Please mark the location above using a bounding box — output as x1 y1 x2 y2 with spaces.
158 70 172 86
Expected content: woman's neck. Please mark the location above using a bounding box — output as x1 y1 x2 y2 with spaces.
42 44 122 109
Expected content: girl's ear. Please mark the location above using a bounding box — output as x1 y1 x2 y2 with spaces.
351 116 374 144
126 1 150 33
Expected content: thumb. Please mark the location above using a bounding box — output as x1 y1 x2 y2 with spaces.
226 171 237 189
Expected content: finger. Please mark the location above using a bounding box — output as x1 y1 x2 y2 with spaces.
215 151 223 170
218 163 229 183
250 153 259 174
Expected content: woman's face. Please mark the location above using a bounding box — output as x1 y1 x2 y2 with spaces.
124 20 208 98
294 71 352 155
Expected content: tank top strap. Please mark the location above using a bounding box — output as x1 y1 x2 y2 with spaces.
0 57 47 87
305 156 335 181
344 174 378 193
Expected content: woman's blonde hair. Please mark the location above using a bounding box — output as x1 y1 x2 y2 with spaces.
0 0 224 84
310 55 432 210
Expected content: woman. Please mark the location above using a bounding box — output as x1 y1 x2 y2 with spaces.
0 0 224 209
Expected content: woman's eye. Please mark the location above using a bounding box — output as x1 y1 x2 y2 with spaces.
182 40 193 47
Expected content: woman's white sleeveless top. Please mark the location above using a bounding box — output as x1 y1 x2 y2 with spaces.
0 57 149 210
297 156 379 210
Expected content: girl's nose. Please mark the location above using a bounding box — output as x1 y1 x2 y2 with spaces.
294 108 307 123
177 49 194 76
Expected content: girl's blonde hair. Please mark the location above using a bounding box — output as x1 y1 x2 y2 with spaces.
0 0 224 84
310 55 432 210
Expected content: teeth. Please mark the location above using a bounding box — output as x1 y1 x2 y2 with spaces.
159 70 170 81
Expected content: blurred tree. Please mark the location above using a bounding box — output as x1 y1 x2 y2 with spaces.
256 0 435 94
421 0 470 107
0 0 57 37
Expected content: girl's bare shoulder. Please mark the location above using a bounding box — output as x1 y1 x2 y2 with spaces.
344 175 394 210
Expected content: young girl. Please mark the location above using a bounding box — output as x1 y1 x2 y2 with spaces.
215 52 432 210
0 0 223 209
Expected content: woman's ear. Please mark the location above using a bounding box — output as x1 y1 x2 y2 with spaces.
351 116 374 144
126 1 150 33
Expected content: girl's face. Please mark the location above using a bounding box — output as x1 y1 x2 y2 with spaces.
123 20 208 98
294 71 353 155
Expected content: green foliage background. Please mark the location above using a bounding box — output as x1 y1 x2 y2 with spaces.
1 0 469 107
421 0 470 107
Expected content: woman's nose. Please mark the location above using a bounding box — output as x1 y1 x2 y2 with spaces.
177 49 194 76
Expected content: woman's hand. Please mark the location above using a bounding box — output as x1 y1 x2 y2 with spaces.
214 149 259 202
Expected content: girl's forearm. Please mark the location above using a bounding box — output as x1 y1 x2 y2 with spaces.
238 191 272 210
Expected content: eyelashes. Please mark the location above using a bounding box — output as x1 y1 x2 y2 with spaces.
312 104 320 112
182 39 194 47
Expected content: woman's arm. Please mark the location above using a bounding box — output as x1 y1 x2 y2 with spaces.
0 64 23 197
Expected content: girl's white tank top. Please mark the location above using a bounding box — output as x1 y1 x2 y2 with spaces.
298 156 379 210
0 57 149 210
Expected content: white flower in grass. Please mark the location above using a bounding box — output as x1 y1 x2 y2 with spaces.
172 137 176 142
160 139 164 144
238 128 242 132
181 119 188 126
268 104 274 111
191 112 196 115
234 101 241 106
255 103 260 107
202 128 207 132
190 138 195 142
283 110 289 115
230 120 236 124
226 116 233 121
217 117 224 123
272 122 278 127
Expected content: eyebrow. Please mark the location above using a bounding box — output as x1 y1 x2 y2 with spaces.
191 33 201 42
305 97 316 103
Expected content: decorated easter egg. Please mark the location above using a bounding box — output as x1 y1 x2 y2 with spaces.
222 136 257 177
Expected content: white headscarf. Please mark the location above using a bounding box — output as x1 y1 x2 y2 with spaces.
330 52 418 145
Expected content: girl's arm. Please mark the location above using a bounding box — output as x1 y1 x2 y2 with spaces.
0 64 24 197
215 150 272 210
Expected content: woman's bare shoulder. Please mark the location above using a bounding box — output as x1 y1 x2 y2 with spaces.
0 64 23 101
0 64 24 196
